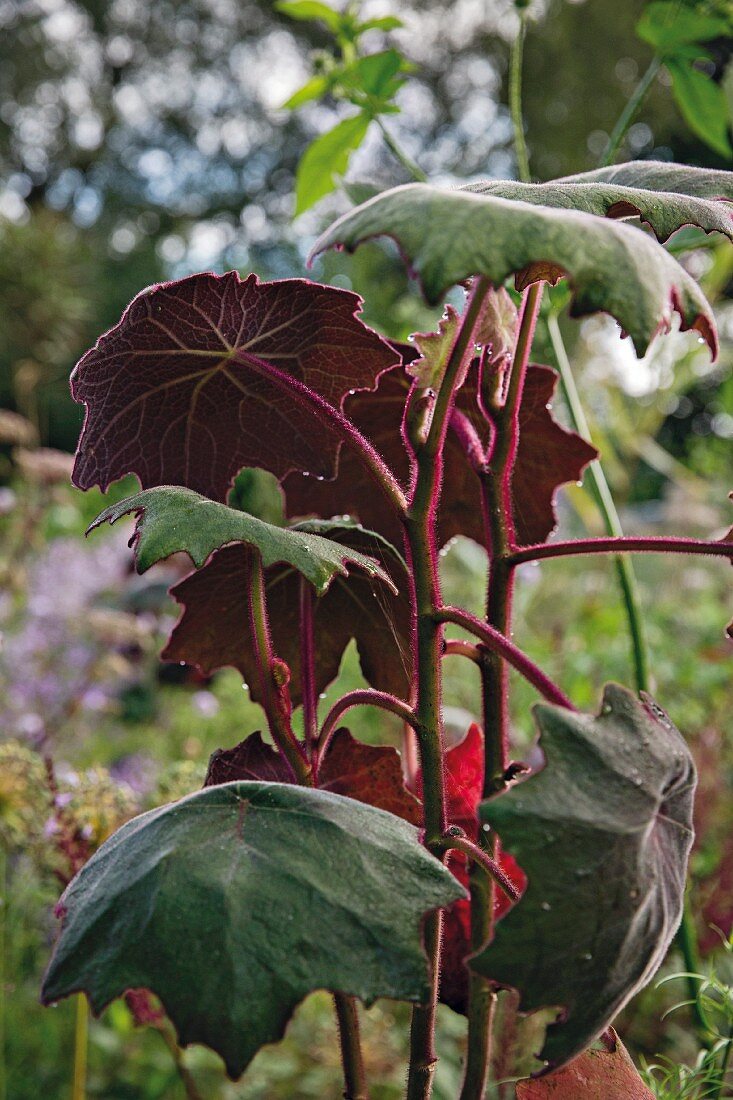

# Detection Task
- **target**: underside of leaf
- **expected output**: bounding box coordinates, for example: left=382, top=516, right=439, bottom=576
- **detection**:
left=311, top=185, right=717, bottom=355
left=472, top=683, right=696, bottom=1071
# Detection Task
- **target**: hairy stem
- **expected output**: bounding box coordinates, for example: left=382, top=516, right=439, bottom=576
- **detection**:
left=375, top=117, right=428, bottom=182
left=601, top=56, right=662, bottom=167
left=443, top=638, right=482, bottom=665
left=405, top=278, right=492, bottom=1100
left=507, top=535, right=733, bottom=565
left=436, top=607, right=573, bottom=709
left=509, top=12, right=531, bottom=183
left=547, top=313, right=651, bottom=694
left=334, top=993, right=370, bottom=1100
left=316, top=689, right=418, bottom=760
left=299, top=577, right=318, bottom=759
left=439, top=832, right=521, bottom=903
left=72, top=995, right=88, bottom=1100
left=245, top=549, right=312, bottom=785
left=156, top=1026, right=206, bottom=1100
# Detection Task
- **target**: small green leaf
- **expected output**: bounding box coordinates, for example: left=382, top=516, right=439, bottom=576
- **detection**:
left=471, top=684, right=696, bottom=1072
left=357, top=15, right=404, bottom=33
left=311, top=184, right=717, bottom=355
left=275, top=0, right=342, bottom=33
left=407, top=306, right=461, bottom=389
left=282, top=74, right=331, bottom=110
left=346, top=49, right=410, bottom=99
left=42, top=783, right=465, bottom=1078
left=89, top=486, right=395, bottom=596
left=295, top=112, right=371, bottom=215
left=637, top=1, right=730, bottom=53
left=667, top=59, right=733, bottom=159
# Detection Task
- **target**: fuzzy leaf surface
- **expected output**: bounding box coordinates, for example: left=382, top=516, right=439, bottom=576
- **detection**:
left=461, top=174, right=733, bottom=242
left=72, top=271, right=397, bottom=499
left=556, top=160, right=733, bottom=199
left=42, top=783, right=465, bottom=1078
left=206, top=729, right=421, bottom=823
left=515, top=1030, right=654, bottom=1098
left=163, top=523, right=412, bottom=704
left=311, top=185, right=717, bottom=354
left=284, top=363, right=596, bottom=549
left=90, top=487, right=393, bottom=597
left=472, top=683, right=696, bottom=1071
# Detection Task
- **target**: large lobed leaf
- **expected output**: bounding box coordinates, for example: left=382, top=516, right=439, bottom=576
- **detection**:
left=555, top=161, right=733, bottom=199
left=311, top=184, right=717, bottom=355
left=72, top=272, right=397, bottom=499
left=461, top=177, right=733, bottom=243
left=163, top=522, right=412, bottom=703
left=42, top=783, right=464, bottom=1078
left=89, top=486, right=394, bottom=597
left=472, top=684, right=696, bottom=1072
left=283, top=363, right=596, bottom=549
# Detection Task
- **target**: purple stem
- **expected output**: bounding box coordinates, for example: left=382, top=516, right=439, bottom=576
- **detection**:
left=316, top=689, right=418, bottom=761
left=299, top=576, right=318, bottom=760
left=435, top=605, right=575, bottom=710
left=443, top=638, right=483, bottom=665
left=508, top=535, right=733, bottom=565
left=439, top=831, right=522, bottom=903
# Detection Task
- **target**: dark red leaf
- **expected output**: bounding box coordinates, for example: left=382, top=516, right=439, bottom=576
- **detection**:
left=163, top=528, right=412, bottom=704
left=72, top=272, right=398, bottom=499
left=415, top=723, right=526, bottom=1013
left=283, top=360, right=597, bottom=549
left=515, top=1029, right=654, bottom=1098
left=204, top=731, right=294, bottom=786
left=317, top=728, right=422, bottom=823
left=202, top=728, right=420, bottom=823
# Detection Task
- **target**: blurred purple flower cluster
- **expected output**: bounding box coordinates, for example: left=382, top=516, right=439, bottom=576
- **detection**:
left=0, top=529, right=141, bottom=747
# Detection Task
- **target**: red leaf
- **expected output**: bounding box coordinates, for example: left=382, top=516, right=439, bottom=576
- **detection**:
left=415, top=724, right=526, bottom=1013
left=317, top=728, right=422, bottom=824
left=163, top=531, right=412, bottom=705
left=283, top=360, right=597, bottom=549
left=72, top=272, right=397, bottom=499
left=202, top=728, right=420, bottom=823
left=515, top=1029, right=654, bottom=1098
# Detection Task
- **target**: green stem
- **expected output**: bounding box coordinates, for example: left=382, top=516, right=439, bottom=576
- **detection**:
left=334, top=993, right=369, bottom=1100
left=509, top=13, right=531, bottom=183
left=156, top=1026, right=206, bottom=1100
left=72, top=995, right=88, bottom=1100
left=712, top=1028, right=733, bottom=1099
left=600, top=56, right=662, bottom=167
left=405, top=277, right=492, bottom=1100
left=676, top=903, right=713, bottom=1045
left=375, top=117, right=428, bottom=182
left=547, top=313, right=651, bottom=694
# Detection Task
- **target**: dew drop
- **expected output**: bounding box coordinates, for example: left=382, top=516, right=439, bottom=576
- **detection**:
left=242, top=682, right=249, bottom=690
left=319, top=692, right=327, bottom=699
left=348, top=388, right=356, bottom=395
left=540, top=901, right=552, bottom=911
left=580, top=952, right=593, bottom=961
left=179, top=661, right=186, bottom=667
left=602, top=703, right=612, bottom=715
left=482, top=823, right=491, bottom=832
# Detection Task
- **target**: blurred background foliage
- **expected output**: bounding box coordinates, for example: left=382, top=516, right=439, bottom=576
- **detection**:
left=1, top=0, right=732, bottom=1096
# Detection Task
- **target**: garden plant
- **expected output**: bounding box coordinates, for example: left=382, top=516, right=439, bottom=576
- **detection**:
left=37, top=3, right=733, bottom=1098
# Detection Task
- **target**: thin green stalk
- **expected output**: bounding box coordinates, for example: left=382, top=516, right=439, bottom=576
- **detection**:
left=375, top=117, right=428, bottom=182
left=405, top=277, right=492, bottom=1100
left=601, top=56, right=662, bottom=167
left=676, top=903, right=713, bottom=1044
left=156, top=1026, right=206, bottom=1100
left=509, top=13, right=531, bottom=184
left=547, top=312, right=651, bottom=694
left=334, top=993, right=369, bottom=1100
left=712, top=1029, right=733, bottom=1100
left=72, top=995, right=88, bottom=1100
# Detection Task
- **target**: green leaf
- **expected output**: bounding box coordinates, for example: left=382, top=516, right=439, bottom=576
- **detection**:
left=637, top=2, right=731, bottom=53
left=275, top=0, right=342, bottom=33
left=311, top=184, right=717, bottom=355
left=357, top=15, right=404, bottom=32
left=556, top=159, right=733, bottom=199
left=667, top=59, right=733, bottom=159
left=471, top=684, right=696, bottom=1073
left=461, top=172, right=733, bottom=243
left=89, top=486, right=395, bottom=596
left=407, top=306, right=461, bottom=388
left=295, top=112, right=371, bottom=215
left=346, top=49, right=410, bottom=100
left=282, top=74, right=331, bottom=110
left=42, top=783, right=465, bottom=1077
